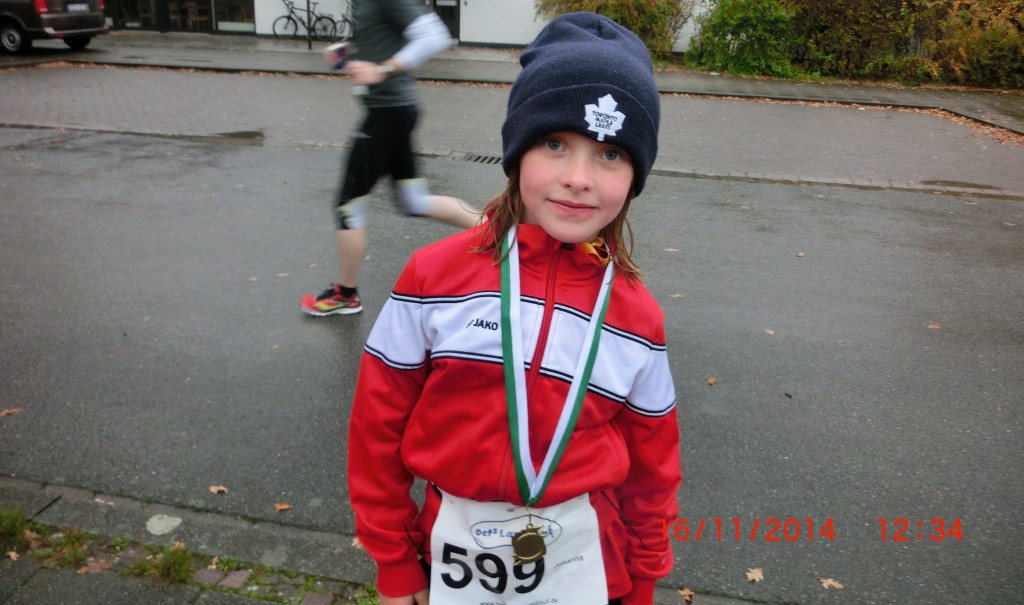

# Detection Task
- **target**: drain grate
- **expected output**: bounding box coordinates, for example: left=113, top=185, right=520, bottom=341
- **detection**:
left=465, top=154, right=502, bottom=165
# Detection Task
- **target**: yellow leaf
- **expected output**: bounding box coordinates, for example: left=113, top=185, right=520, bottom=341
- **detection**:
left=677, top=587, right=695, bottom=603
left=6, top=551, right=18, bottom=561
left=746, top=567, right=765, bottom=583
left=274, top=502, right=292, bottom=512
left=819, top=577, right=844, bottom=590
left=209, top=485, right=229, bottom=495
left=707, top=376, right=718, bottom=387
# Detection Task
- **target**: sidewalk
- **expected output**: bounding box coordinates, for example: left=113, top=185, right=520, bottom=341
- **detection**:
left=1, top=477, right=742, bottom=605
left=15, top=30, right=1024, bottom=136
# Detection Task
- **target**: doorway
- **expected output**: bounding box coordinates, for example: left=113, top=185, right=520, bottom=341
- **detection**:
left=429, top=0, right=458, bottom=39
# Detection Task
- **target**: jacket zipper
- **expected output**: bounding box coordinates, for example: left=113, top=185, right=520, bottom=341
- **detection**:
left=523, top=243, right=565, bottom=472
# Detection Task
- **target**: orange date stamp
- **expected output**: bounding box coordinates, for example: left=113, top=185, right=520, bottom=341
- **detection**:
left=661, top=517, right=836, bottom=542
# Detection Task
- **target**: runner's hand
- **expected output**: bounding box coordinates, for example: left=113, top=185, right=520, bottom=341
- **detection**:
left=347, top=61, right=389, bottom=85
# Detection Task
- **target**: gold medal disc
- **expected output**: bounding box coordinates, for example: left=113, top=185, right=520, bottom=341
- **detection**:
left=512, top=525, right=546, bottom=565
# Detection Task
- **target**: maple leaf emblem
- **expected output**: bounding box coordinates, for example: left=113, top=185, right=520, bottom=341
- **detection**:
left=584, top=94, right=625, bottom=141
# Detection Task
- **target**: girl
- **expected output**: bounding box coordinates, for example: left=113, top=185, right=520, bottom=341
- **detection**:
left=348, top=12, right=680, bottom=605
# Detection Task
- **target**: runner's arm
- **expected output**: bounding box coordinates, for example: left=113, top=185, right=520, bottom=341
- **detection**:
left=391, top=12, right=452, bottom=72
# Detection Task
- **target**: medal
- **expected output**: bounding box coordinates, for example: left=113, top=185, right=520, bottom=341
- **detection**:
left=512, top=510, right=547, bottom=565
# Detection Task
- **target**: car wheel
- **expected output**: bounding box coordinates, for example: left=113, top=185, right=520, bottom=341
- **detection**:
left=64, top=36, right=93, bottom=50
left=1, top=21, right=30, bottom=53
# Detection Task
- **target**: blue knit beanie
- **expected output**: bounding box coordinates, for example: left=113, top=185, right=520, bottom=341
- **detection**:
left=501, top=12, right=660, bottom=195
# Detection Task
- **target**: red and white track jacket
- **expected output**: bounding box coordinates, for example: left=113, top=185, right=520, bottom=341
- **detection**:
left=348, top=223, right=681, bottom=604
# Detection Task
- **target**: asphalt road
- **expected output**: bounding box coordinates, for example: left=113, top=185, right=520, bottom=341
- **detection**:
left=1, top=62, right=1023, bottom=605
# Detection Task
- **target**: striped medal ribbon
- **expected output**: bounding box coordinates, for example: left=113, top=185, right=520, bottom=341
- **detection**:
left=500, top=226, right=614, bottom=510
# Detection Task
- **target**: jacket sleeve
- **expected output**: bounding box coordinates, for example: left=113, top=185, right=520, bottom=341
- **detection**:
left=612, top=327, right=681, bottom=604
left=347, top=255, right=432, bottom=597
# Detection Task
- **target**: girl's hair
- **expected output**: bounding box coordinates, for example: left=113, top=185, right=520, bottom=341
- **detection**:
left=476, top=164, right=643, bottom=281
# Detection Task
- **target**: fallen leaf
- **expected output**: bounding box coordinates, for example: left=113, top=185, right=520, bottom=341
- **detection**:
left=274, top=502, right=292, bottom=512
left=208, top=556, right=219, bottom=570
left=276, top=273, right=289, bottom=278
left=928, top=322, right=941, bottom=330
left=746, top=567, right=765, bottom=583
left=6, top=551, right=18, bottom=561
left=171, top=540, right=187, bottom=550
left=664, top=248, right=679, bottom=252
left=1, top=408, right=23, bottom=417
left=796, top=251, right=806, bottom=257
left=819, top=577, right=844, bottom=590
left=668, top=293, right=686, bottom=299
left=677, top=587, right=695, bottom=603
left=1004, top=222, right=1017, bottom=227
left=351, top=536, right=363, bottom=550
left=707, top=376, right=717, bottom=387
left=765, top=329, right=775, bottom=336
left=209, top=485, right=229, bottom=495
left=93, top=497, right=114, bottom=506
left=78, top=560, right=112, bottom=574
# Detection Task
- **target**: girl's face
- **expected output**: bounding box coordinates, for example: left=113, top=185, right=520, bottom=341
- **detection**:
left=519, top=131, right=634, bottom=244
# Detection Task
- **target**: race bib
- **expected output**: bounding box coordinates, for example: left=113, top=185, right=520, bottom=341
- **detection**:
left=429, top=491, right=607, bottom=605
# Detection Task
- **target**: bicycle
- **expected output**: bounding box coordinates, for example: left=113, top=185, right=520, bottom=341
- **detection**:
left=332, top=0, right=353, bottom=42
left=273, top=0, right=337, bottom=42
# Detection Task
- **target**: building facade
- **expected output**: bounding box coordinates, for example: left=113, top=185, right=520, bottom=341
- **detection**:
left=108, top=0, right=699, bottom=50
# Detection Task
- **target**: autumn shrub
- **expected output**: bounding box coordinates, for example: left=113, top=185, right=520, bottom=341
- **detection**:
left=787, top=0, right=944, bottom=78
left=535, top=0, right=695, bottom=59
left=687, top=0, right=799, bottom=77
left=930, top=0, right=1024, bottom=87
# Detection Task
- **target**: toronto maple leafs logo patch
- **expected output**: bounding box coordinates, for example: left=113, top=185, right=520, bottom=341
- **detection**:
left=584, top=94, right=626, bottom=141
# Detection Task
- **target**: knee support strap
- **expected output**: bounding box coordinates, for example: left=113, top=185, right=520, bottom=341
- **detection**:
left=395, top=179, right=433, bottom=217
left=336, top=195, right=369, bottom=230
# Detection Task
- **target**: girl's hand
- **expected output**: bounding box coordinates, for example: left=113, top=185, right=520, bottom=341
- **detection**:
left=378, top=588, right=429, bottom=605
